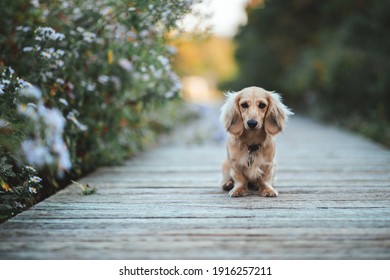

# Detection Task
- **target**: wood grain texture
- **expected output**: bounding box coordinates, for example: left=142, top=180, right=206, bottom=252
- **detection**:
left=0, top=113, right=389, bottom=260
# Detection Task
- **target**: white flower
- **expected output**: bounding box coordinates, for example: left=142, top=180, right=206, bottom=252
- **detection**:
left=14, top=202, right=25, bottom=209
left=39, top=107, right=66, bottom=140
left=18, top=79, right=32, bottom=88
left=98, top=75, right=109, bottom=84
left=82, top=31, right=96, bottom=43
left=158, top=55, right=170, bottom=67
left=50, top=32, right=65, bottom=41
left=22, top=107, right=72, bottom=174
left=23, top=46, right=34, bottom=52
left=165, top=91, right=175, bottom=98
left=37, top=26, right=54, bottom=34
left=55, top=49, right=65, bottom=57
left=67, top=82, right=74, bottom=90
left=56, top=78, right=65, bottom=84
left=152, top=68, right=162, bottom=79
left=61, top=1, right=69, bottom=8
left=110, top=76, right=121, bottom=90
left=128, top=7, right=136, bottom=12
left=19, top=86, right=42, bottom=99
left=21, top=139, right=53, bottom=167
left=127, top=31, right=137, bottom=40
left=169, top=72, right=182, bottom=92
left=87, top=82, right=96, bottom=92
left=41, top=51, right=52, bottom=59
left=142, top=74, right=150, bottom=81
left=16, top=26, right=32, bottom=32
left=30, top=0, right=40, bottom=8
left=166, top=45, right=177, bottom=55
left=59, top=98, right=68, bottom=106
left=25, top=165, right=37, bottom=173
left=45, top=71, right=53, bottom=78
left=36, top=26, right=65, bottom=41
left=118, top=58, right=133, bottom=72
left=67, top=111, right=88, bottom=131
left=72, top=8, right=82, bottom=20
left=100, top=7, right=113, bottom=16
left=29, top=186, right=37, bottom=194
left=17, top=104, right=37, bottom=119
left=0, top=119, right=7, bottom=127
left=56, top=60, right=64, bottom=68
left=27, top=102, right=37, bottom=108
left=0, top=84, right=4, bottom=95
left=53, top=141, right=72, bottom=172
left=139, top=30, right=149, bottom=38
left=42, top=108, right=72, bottom=173
left=29, top=176, right=42, bottom=184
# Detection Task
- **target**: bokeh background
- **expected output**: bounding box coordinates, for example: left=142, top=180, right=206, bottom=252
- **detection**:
left=177, top=0, right=390, bottom=147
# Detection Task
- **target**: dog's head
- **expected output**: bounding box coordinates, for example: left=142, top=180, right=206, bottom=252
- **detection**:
left=220, top=86, right=293, bottom=137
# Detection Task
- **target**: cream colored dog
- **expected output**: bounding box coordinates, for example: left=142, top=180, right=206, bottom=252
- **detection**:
left=220, top=86, right=293, bottom=197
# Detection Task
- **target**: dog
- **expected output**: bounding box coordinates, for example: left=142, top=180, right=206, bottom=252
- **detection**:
left=220, top=86, right=293, bottom=197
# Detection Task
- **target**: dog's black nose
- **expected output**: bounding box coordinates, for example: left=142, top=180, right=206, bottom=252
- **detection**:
left=247, top=119, right=258, bottom=128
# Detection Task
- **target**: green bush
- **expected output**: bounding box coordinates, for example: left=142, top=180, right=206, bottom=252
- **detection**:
left=0, top=0, right=195, bottom=221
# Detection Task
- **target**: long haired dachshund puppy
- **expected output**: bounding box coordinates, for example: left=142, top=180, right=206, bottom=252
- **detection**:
left=220, top=86, right=293, bottom=197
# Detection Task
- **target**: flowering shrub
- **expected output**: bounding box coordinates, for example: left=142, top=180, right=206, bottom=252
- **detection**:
left=0, top=0, right=196, bottom=221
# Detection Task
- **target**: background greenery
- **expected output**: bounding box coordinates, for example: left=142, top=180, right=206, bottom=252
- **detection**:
left=225, top=0, right=390, bottom=146
left=0, top=0, right=195, bottom=222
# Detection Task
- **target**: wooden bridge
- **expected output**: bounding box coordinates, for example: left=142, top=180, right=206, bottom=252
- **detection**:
left=1, top=106, right=389, bottom=259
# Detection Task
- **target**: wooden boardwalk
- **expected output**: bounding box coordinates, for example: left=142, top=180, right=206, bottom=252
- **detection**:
left=1, top=107, right=390, bottom=259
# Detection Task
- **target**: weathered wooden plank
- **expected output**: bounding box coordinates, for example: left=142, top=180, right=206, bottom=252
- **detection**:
left=60, top=180, right=390, bottom=188
left=47, top=191, right=390, bottom=202
left=0, top=115, right=389, bottom=260
left=1, top=227, right=389, bottom=242
left=6, top=202, right=390, bottom=221
left=1, top=240, right=389, bottom=260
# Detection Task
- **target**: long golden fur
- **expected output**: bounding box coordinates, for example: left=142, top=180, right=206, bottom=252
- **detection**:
left=220, top=86, right=293, bottom=197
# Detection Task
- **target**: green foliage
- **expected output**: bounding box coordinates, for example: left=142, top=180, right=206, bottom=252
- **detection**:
left=227, top=0, right=390, bottom=146
left=0, top=0, right=196, bottom=222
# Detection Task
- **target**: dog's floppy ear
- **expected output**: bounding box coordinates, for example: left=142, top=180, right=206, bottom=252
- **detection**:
left=264, top=91, right=293, bottom=136
left=220, top=91, right=244, bottom=137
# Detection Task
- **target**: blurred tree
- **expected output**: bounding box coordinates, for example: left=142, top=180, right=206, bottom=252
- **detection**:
left=226, top=0, right=390, bottom=146
left=225, top=0, right=322, bottom=92
left=173, top=35, right=237, bottom=84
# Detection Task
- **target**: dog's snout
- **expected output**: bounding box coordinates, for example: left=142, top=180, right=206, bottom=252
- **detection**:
left=247, top=119, right=258, bottom=128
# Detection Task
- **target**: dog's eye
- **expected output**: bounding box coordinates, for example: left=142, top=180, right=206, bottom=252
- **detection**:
left=241, top=102, right=249, bottom=108
left=259, top=102, right=266, bottom=109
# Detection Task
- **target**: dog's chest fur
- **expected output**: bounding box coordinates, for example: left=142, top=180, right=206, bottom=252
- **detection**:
left=239, top=147, right=271, bottom=180
left=229, top=130, right=275, bottom=181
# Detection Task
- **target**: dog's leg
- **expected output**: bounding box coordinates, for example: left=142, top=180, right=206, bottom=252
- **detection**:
left=259, top=182, right=278, bottom=197
left=258, top=163, right=278, bottom=197
left=221, top=159, right=234, bottom=191
left=228, top=168, right=249, bottom=197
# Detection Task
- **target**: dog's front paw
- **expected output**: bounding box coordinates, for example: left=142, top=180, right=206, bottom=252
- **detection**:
left=222, top=180, right=234, bottom=191
left=259, top=186, right=278, bottom=197
left=229, top=186, right=249, bottom=197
